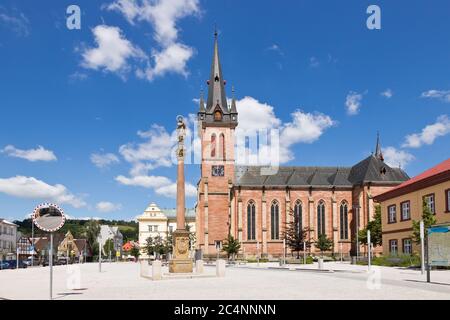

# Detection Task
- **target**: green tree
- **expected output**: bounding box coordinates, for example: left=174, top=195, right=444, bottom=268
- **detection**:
left=103, top=239, right=116, bottom=258
left=84, top=219, right=100, bottom=256
left=144, top=237, right=155, bottom=257
left=358, top=205, right=382, bottom=247
left=222, top=235, right=241, bottom=261
left=412, top=199, right=437, bottom=244
left=315, top=233, right=333, bottom=257
left=282, top=208, right=311, bottom=258
left=130, top=246, right=140, bottom=260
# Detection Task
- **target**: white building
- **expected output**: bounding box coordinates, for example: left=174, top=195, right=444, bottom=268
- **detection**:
left=99, top=225, right=123, bottom=254
left=0, top=219, right=18, bottom=261
left=137, top=203, right=196, bottom=258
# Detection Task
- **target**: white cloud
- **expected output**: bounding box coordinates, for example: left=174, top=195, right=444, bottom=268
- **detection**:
left=115, top=175, right=171, bottom=188
left=266, top=44, right=283, bottom=56
left=0, top=176, right=86, bottom=208
left=402, top=115, right=450, bottom=148
left=90, top=153, right=120, bottom=168
left=119, top=124, right=174, bottom=174
left=116, top=174, right=196, bottom=199
left=106, top=0, right=200, bottom=81
left=381, top=89, right=393, bottom=98
left=137, top=42, right=194, bottom=80
left=155, top=182, right=197, bottom=198
left=1, top=145, right=57, bottom=162
left=0, top=8, right=30, bottom=37
left=81, top=25, right=146, bottom=75
left=235, top=96, right=335, bottom=164
left=345, top=91, right=363, bottom=115
left=382, top=147, right=415, bottom=168
left=96, top=201, right=122, bottom=213
left=309, top=56, right=320, bottom=68
left=421, top=90, right=450, bottom=103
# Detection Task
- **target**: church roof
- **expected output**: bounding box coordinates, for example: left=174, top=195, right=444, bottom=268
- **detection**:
left=235, top=157, right=409, bottom=188
left=234, top=134, right=409, bottom=188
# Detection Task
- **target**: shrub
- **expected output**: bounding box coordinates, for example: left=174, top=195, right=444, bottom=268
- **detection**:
left=357, top=254, right=421, bottom=267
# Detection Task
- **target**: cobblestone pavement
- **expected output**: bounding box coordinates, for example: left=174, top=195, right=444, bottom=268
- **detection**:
left=1, top=261, right=449, bottom=300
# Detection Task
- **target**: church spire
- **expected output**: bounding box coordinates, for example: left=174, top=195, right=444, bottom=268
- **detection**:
left=206, top=28, right=228, bottom=113
left=375, top=131, right=384, bottom=161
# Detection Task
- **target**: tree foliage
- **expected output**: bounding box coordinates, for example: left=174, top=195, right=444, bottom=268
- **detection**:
left=315, top=233, right=333, bottom=257
left=222, top=235, right=241, bottom=260
left=358, top=205, right=382, bottom=247
left=412, top=199, right=437, bottom=244
left=282, top=208, right=311, bottom=258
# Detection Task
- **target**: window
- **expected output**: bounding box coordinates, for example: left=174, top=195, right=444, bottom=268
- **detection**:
left=211, top=134, right=216, bottom=158
left=271, top=201, right=280, bottom=240
left=400, top=201, right=411, bottom=221
left=247, top=201, right=256, bottom=240
left=154, top=225, right=158, bottom=232
left=446, top=189, right=450, bottom=212
left=294, top=201, right=302, bottom=236
left=214, top=110, right=222, bottom=121
left=169, top=226, right=173, bottom=233
left=317, top=201, right=326, bottom=237
left=403, top=239, right=412, bottom=255
left=388, top=205, right=396, bottom=224
left=340, top=202, right=349, bottom=239
left=389, top=239, right=398, bottom=255
left=219, top=133, right=225, bottom=159
left=424, top=194, right=435, bottom=214
left=148, top=226, right=153, bottom=232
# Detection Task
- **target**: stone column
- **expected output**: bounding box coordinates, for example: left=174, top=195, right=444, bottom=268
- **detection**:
left=169, top=117, right=193, bottom=273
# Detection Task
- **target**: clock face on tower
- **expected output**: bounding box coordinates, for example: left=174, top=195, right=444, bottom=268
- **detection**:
left=211, top=165, right=225, bottom=177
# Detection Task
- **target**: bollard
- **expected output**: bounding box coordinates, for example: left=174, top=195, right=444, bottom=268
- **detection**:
left=195, top=259, right=204, bottom=274
left=152, top=260, right=162, bottom=280
left=216, top=259, right=226, bottom=277
left=318, top=258, right=324, bottom=270
left=140, top=259, right=149, bottom=277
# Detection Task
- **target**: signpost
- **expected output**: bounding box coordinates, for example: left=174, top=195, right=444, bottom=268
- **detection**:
left=426, top=224, right=450, bottom=283
left=32, top=203, right=66, bottom=300
left=420, top=220, right=425, bottom=275
left=367, top=230, right=371, bottom=271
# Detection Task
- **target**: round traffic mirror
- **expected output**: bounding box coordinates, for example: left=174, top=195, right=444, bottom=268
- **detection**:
left=32, top=203, right=66, bottom=232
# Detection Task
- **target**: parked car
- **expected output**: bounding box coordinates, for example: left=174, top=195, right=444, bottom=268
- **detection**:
left=0, top=260, right=28, bottom=269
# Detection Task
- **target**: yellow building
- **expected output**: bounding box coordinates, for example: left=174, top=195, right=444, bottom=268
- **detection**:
left=137, top=203, right=196, bottom=258
left=375, top=158, right=450, bottom=255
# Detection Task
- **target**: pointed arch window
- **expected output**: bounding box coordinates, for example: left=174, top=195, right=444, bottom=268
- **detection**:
left=247, top=201, right=256, bottom=240
left=211, top=134, right=216, bottom=158
left=340, top=202, right=349, bottom=240
left=317, top=201, right=326, bottom=237
left=271, top=201, right=280, bottom=240
left=294, top=200, right=302, bottom=236
left=219, top=133, right=225, bottom=160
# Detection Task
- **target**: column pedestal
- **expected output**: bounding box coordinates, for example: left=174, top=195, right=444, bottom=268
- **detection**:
left=169, top=229, right=193, bottom=273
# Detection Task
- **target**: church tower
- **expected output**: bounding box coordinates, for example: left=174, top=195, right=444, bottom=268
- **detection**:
left=196, top=30, right=238, bottom=255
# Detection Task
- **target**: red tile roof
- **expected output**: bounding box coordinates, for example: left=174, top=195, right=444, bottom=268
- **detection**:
left=375, top=158, right=450, bottom=201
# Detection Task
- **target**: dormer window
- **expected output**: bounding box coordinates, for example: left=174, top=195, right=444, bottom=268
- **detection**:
left=214, top=74, right=220, bottom=82
left=380, top=167, right=386, bottom=175
left=214, top=110, right=222, bottom=121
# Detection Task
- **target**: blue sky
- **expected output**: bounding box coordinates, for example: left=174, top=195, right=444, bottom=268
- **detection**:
left=0, top=0, right=449, bottom=221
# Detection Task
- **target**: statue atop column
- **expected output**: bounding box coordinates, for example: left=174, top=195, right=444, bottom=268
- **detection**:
left=169, top=116, right=193, bottom=273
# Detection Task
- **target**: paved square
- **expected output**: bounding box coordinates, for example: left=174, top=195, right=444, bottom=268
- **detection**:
left=1, top=262, right=449, bottom=300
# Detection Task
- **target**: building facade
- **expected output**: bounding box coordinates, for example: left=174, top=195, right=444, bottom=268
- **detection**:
left=195, top=33, right=410, bottom=258
left=99, top=225, right=124, bottom=255
left=137, top=203, right=196, bottom=257
left=374, top=158, right=450, bottom=256
left=0, top=219, right=18, bottom=261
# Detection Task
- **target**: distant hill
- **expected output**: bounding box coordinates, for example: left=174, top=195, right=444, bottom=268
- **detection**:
left=14, top=219, right=138, bottom=242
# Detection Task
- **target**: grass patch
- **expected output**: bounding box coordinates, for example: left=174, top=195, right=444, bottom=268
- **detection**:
left=357, top=254, right=421, bottom=267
